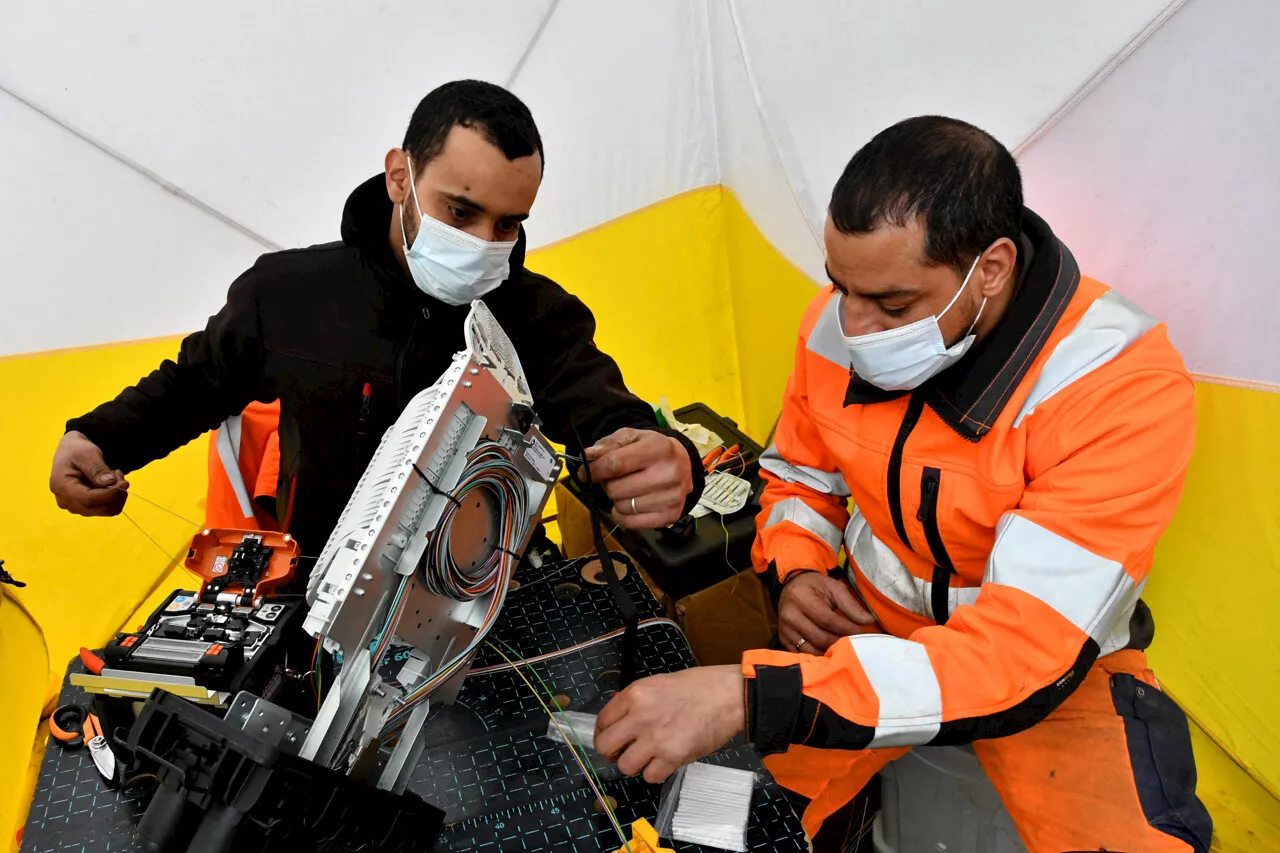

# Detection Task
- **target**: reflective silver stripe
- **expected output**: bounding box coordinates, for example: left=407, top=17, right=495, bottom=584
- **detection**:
left=764, top=497, right=843, bottom=554
left=760, top=443, right=850, bottom=497
left=1098, top=578, right=1147, bottom=657
left=1014, top=289, right=1158, bottom=428
left=804, top=294, right=849, bottom=368
left=214, top=415, right=255, bottom=518
left=845, top=510, right=980, bottom=620
left=851, top=633, right=943, bottom=748
left=984, top=514, right=1135, bottom=645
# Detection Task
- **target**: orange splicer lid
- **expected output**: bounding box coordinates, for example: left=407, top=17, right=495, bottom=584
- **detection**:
left=184, top=528, right=300, bottom=602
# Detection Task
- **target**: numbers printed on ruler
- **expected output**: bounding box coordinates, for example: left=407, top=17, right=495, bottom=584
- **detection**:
left=454, top=788, right=589, bottom=829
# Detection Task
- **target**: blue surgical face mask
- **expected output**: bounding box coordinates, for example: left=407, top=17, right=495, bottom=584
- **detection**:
left=840, top=251, right=988, bottom=391
left=398, top=154, right=516, bottom=306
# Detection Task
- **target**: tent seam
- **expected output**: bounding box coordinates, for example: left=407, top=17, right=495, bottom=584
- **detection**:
left=525, top=185, right=716, bottom=255
left=1160, top=682, right=1280, bottom=803
left=701, top=0, right=724, bottom=188
left=702, top=0, right=747, bottom=428
left=0, top=81, right=282, bottom=251
left=504, top=0, right=562, bottom=90
left=713, top=188, right=747, bottom=431
left=0, top=333, right=187, bottom=363
left=723, top=0, right=824, bottom=255
left=1189, top=372, right=1280, bottom=395
left=1013, top=0, right=1191, bottom=156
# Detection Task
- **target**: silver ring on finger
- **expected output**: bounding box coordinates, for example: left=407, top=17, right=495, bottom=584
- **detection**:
left=795, top=638, right=807, bottom=651
left=630, top=497, right=638, bottom=515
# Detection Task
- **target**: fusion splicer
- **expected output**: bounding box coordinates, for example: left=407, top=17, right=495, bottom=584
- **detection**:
left=73, top=530, right=302, bottom=708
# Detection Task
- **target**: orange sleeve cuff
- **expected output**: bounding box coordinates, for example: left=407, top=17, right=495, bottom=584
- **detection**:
left=753, top=536, right=839, bottom=583
left=741, top=648, right=808, bottom=679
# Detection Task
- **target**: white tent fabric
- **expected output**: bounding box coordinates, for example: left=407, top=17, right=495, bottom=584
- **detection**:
left=0, top=2, right=557, bottom=248
left=0, top=88, right=267, bottom=357
left=710, top=0, right=1175, bottom=283
left=1019, top=0, right=1280, bottom=386
left=1, top=0, right=1208, bottom=364
left=514, top=1, right=720, bottom=244
left=0, top=1, right=720, bottom=355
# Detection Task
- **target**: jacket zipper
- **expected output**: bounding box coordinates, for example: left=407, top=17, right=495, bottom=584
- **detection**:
left=916, top=466, right=958, bottom=624
left=887, top=393, right=927, bottom=547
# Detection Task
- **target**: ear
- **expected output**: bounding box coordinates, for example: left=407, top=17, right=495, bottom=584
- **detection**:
left=976, top=237, right=1019, bottom=298
left=384, top=149, right=411, bottom=205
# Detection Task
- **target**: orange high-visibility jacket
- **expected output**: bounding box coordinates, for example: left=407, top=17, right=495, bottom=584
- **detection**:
left=206, top=400, right=283, bottom=531
left=743, top=210, right=1195, bottom=753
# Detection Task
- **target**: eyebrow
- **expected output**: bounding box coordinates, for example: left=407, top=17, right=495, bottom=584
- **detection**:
left=442, top=192, right=529, bottom=222
left=825, top=264, right=917, bottom=300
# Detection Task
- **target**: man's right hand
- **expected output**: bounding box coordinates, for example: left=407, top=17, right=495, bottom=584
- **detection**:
left=778, top=571, right=878, bottom=655
left=49, top=431, right=129, bottom=516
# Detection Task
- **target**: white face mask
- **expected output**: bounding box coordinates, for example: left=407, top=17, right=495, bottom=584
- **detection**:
left=841, top=252, right=987, bottom=391
left=399, top=154, right=516, bottom=306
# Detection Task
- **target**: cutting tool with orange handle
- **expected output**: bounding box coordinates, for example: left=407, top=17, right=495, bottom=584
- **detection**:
left=701, top=446, right=726, bottom=473
left=50, top=703, right=101, bottom=748
left=50, top=703, right=118, bottom=783
left=712, top=444, right=743, bottom=472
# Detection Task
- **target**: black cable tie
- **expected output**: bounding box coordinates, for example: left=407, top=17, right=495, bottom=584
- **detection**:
left=411, top=462, right=462, bottom=507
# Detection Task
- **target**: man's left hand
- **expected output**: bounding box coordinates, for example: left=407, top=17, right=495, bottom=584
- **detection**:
left=594, top=665, right=745, bottom=783
left=583, top=428, right=693, bottom=529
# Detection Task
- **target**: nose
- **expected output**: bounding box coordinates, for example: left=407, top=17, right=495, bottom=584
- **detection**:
left=460, top=223, right=500, bottom=242
left=842, top=299, right=891, bottom=337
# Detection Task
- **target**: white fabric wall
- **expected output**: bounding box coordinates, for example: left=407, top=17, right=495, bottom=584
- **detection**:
left=2, top=0, right=1272, bottom=389
left=1019, top=0, right=1280, bottom=386
left=0, top=1, right=556, bottom=249
left=710, top=0, right=1174, bottom=282
left=513, top=2, right=719, bottom=247
left=708, top=1, right=828, bottom=281
left=0, top=0, right=719, bottom=356
left=0, top=88, right=266, bottom=356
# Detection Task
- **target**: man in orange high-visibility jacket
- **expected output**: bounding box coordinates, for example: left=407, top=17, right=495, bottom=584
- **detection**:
left=594, top=116, right=1212, bottom=853
left=205, top=400, right=282, bottom=531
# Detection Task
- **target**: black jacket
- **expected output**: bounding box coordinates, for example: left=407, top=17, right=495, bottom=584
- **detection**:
left=69, top=175, right=703, bottom=558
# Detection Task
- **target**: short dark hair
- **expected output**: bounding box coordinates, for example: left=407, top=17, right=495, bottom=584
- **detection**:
left=829, top=116, right=1022, bottom=272
left=402, top=80, right=544, bottom=172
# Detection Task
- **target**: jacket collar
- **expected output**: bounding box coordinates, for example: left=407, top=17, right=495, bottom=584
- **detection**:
left=843, top=208, right=1080, bottom=440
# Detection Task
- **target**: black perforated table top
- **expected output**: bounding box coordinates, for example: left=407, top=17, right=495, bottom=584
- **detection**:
left=475, top=552, right=667, bottom=669
left=20, top=557, right=806, bottom=852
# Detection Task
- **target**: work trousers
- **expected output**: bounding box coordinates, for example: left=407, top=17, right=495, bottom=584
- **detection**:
left=765, top=650, right=1213, bottom=853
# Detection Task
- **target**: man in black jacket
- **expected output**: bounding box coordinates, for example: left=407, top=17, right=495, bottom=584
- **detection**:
left=49, top=80, right=704, bottom=565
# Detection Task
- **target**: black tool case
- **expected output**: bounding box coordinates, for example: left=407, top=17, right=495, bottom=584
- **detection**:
left=125, top=689, right=444, bottom=853
left=566, top=402, right=767, bottom=600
